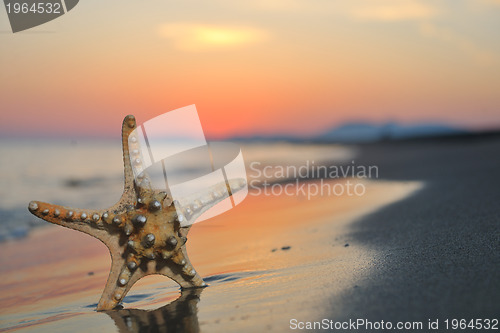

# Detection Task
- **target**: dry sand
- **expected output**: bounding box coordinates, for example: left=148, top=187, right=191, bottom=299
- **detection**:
left=0, top=179, right=421, bottom=332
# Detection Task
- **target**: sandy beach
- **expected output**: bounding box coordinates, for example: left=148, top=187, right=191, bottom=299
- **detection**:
left=0, top=136, right=499, bottom=332
left=337, top=135, right=500, bottom=324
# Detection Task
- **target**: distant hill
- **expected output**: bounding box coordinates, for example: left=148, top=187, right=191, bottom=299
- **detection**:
left=223, top=122, right=469, bottom=143
left=316, top=122, right=468, bottom=143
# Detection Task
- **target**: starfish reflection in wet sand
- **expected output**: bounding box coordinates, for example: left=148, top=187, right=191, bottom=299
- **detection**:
left=28, top=115, right=242, bottom=311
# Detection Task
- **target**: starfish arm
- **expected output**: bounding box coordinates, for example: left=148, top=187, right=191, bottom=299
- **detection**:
left=27, top=201, right=112, bottom=242
left=173, top=178, right=246, bottom=226
left=119, top=115, right=140, bottom=204
left=97, top=245, right=146, bottom=311
left=159, top=244, right=206, bottom=288
left=122, top=114, right=157, bottom=203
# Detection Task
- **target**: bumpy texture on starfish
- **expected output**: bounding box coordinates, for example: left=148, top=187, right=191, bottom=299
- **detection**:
left=28, top=115, right=239, bottom=311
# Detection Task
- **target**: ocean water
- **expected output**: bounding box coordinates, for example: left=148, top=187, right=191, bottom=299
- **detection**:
left=0, top=138, right=126, bottom=241
left=0, top=138, right=355, bottom=242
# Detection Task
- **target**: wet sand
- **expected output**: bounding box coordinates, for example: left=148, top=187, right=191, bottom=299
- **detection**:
left=0, top=179, right=421, bottom=332
left=333, top=135, right=500, bottom=326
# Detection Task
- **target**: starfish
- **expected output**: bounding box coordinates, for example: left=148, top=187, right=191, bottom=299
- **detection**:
left=28, top=115, right=243, bottom=311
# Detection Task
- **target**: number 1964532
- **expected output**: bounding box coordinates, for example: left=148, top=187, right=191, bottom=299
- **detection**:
left=5, top=2, right=62, bottom=14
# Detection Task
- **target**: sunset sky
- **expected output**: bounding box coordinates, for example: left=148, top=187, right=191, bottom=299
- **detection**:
left=1, top=0, right=499, bottom=139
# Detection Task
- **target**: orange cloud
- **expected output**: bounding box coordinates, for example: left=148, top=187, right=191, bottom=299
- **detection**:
left=158, top=23, right=268, bottom=51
